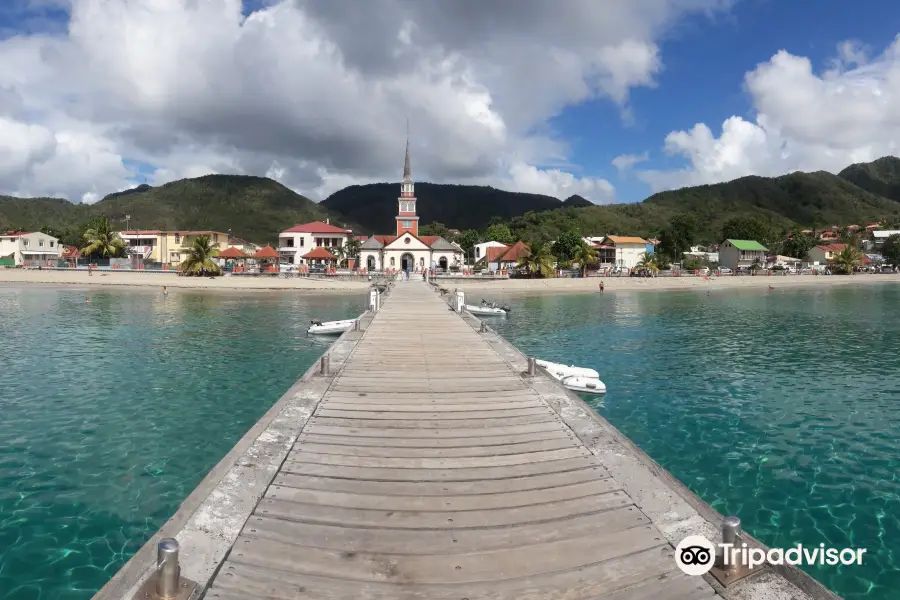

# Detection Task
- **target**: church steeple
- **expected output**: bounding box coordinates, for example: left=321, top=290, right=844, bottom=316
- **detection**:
left=397, top=124, right=418, bottom=236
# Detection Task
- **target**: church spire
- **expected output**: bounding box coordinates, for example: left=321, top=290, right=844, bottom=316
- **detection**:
left=402, top=119, right=412, bottom=182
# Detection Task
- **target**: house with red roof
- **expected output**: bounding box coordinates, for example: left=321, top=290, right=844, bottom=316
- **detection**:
left=277, top=220, right=353, bottom=265
left=356, top=138, right=463, bottom=273
left=807, top=243, right=847, bottom=264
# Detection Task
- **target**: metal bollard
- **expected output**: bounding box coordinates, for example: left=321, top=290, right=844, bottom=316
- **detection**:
left=320, top=354, right=330, bottom=375
left=353, top=319, right=359, bottom=331
left=156, top=538, right=180, bottom=599
left=527, top=357, right=536, bottom=376
left=721, top=515, right=742, bottom=570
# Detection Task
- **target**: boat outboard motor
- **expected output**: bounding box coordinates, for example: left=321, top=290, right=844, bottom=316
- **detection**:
left=501, top=304, right=511, bottom=313
left=311, top=319, right=323, bottom=326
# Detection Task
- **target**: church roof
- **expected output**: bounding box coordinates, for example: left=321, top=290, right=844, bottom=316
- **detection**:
left=430, top=237, right=459, bottom=251
left=360, top=237, right=384, bottom=250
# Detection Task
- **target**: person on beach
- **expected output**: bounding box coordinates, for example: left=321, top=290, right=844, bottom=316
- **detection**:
left=163, top=286, right=168, bottom=296
left=598, top=281, right=605, bottom=294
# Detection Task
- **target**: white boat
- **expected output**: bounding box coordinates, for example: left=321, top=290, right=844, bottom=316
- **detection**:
left=559, top=375, right=606, bottom=394
left=465, top=303, right=510, bottom=316
left=307, top=319, right=356, bottom=335
left=536, top=359, right=600, bottom=379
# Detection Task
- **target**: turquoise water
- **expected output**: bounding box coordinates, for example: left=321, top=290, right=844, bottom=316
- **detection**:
left=487, top=285, right=900, bottom=600
left=0, top=286, right=362, bottom=600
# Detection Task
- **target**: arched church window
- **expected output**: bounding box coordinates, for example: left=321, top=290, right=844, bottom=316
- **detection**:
left=420, top=257, right=425, bottom=266
left=390, top=257, right=395, bottom=266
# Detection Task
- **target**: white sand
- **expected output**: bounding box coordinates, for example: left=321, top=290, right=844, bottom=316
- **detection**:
left=455, top=273, right=900, bottom=296
left=0, top=269, right=370, bottom=293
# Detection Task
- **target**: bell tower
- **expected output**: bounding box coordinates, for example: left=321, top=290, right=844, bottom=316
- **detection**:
left=396, top=125, right=418, bottom=236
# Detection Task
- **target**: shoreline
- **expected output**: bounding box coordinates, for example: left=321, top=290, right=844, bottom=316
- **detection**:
left=456, top=273, right=900, bottom=296
left=0, top=269, right=369, bottom=293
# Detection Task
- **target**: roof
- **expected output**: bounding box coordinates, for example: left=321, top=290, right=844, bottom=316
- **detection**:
left=61, top=245, right=80, bottom=258
left=360, top=237, right=384, bottom=250
left=218, top=246, right=250, bottom=259
left=605, top=235, right=649, bottom=245
left=724, top=239, right=768, bottom=251
left=253, top=245, right=279, bottom=259
left=500, top=241, right=530, bottom=262
left=429, top=237, right=458, bottom=251
left=872, top=230, right=900, bottom=239
left=484, top=245, right=510, bottom=263
left=3, top=231, right=32, bottom=237
left=302, top=247, right=337, bottom=260
left=282, top=221, right=351, bottom=234
left=814, top=243, right=848, bottom=253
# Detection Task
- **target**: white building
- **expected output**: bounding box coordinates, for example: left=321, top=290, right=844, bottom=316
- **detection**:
left=0, top=231, right=61, bottom=266
left=358, top=136, right=463, bottom=273
left=602, top=235, right=651, bottom=269
left=278, top=220, right=354, bottom=265
left=474, top=241, right=508, bottom=264
left=872, top=230, right=900, bottom=248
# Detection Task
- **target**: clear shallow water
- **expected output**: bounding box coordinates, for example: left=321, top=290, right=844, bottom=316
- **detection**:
left=0, top=286, right=362, bottom=600
left=487, top=285, right=900, bottom=600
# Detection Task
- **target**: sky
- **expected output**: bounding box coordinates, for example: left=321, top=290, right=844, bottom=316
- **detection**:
left=1, top=0, right=900, bottom=206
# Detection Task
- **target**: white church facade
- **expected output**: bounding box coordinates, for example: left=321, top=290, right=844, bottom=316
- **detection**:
left=358, top=138, right=463, bottom=273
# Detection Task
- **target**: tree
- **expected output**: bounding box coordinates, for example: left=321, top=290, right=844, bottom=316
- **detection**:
left=419, top=222, right=450, bottom=238
left=81, top=216, right=126, bottom=258
left=517, top=243, right=554, bottom=278
left=882, top=234, right=900, bottom=265
left=343, top=238, right=361, bottom=266
left=832, top=246, right=861, bottom=274
left=484, top=223, right=515, bottom=245
left=658, top=214, right=697, bottom=261
left=456, top=230, right=481, bottom=265
left=721, top=216, right=776, bottom=247
left=635, top=251, right=659, bottom=276
left=572, top=243, right=598, bottom=276
left=179, top=235, right=222, bottom=276
left=551, top=231, right=583, bottom=263
left=782, top=229, right=816, bottom=259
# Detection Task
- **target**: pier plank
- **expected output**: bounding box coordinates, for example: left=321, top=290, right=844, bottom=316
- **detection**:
left=204, top=281, right=714, bottom=600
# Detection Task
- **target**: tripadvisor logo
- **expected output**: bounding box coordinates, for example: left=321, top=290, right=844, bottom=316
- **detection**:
left=675, top=535, right=867, bottom=575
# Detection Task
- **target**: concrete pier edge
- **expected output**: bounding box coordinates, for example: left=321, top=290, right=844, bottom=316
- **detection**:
left=93, top=299, right=377, bottom=600
left=453, top=295, right=841, bottom=600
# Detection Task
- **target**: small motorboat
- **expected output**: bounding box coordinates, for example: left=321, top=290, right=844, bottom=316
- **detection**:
left=559, top=375, right=606, bottom=394
left=307, top=319, right=356, bottom=335
left=536, top=359, right=600, bottom=379
left=465, top=300, right=511, bottom=316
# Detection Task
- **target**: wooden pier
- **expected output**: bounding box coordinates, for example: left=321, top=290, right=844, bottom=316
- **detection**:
left=202, top=281, right=717, bottom=600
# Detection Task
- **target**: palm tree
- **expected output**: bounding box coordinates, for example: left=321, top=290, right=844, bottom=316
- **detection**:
left=344, top=238, right=361, bottom=262
left=332, top=245, right=346, bottom=267
left=81, top=216, right=126, bottom=258
left=573, top=243, right=598, bottom=276
left=179, top=235, right=222, bottom=276
left=832, top=246, right=861, bottom=274
left=517, top=243, right=554, bottom=278
left=636, top=251, right=659, bottom=276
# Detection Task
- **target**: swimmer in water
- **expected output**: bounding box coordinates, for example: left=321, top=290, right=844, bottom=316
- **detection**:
left=84, top=296, right=90, bottom=303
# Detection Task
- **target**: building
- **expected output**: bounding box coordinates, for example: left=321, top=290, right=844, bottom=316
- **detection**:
left=718, top=239, right=768, bottom=269
left=358, top=137, right=463, bottom=273
left=278, top=220, right=353, bottom=265
left=601, top=236, right=651, bottom=269
left=474, top=241, right=508, bottom=263
left=118, top=230, right=230, bottom=265
left=0, top=231, right=62, bottom=266
left=871, top=230, right=900, bottom=248
left=807, top=243, right=848, bottom=265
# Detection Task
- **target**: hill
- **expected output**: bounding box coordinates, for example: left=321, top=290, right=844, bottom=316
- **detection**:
left=0, top=175, right=350, bottom=245
left=507, top=168, right=900, bottom=245
left=320, top=183, right=568, bottom=233
left=838, top=156, right=900, bottom=202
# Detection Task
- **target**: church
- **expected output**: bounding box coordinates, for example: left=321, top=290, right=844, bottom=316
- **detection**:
left=358, top=139, right=463, bottom=273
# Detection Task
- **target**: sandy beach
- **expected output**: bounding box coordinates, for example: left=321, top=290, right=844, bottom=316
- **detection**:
left=455, top=273, right=900, bottom=296
left=3, top=268, right=899, bottom=296
left=0, top=269, right=370, bottom=292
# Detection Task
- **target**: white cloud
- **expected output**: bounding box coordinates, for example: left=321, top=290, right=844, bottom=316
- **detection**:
left=0, top=0, right=730, bottom=204
left=612, top=152, right=650, bottom=171
left=640, top=36, right=900, bottom=191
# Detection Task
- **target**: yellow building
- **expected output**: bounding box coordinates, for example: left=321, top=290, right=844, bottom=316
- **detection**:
left=118, top=230, right=230, bottom=265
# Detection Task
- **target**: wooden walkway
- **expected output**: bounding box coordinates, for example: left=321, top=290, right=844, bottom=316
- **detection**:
left=204, top=281, right=716, bottom=600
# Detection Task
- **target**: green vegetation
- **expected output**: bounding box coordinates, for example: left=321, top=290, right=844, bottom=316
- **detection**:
left=831, top=246, right=863, bottom=275
left=572, top=242, right=598, bottom=276
left=516, top=243, right=553, bottom=278
left=81, top=217, right=126, bottom=258
left=3, top=157, right=900, bottom=254
left=178, top=235, right=221, bottom=276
